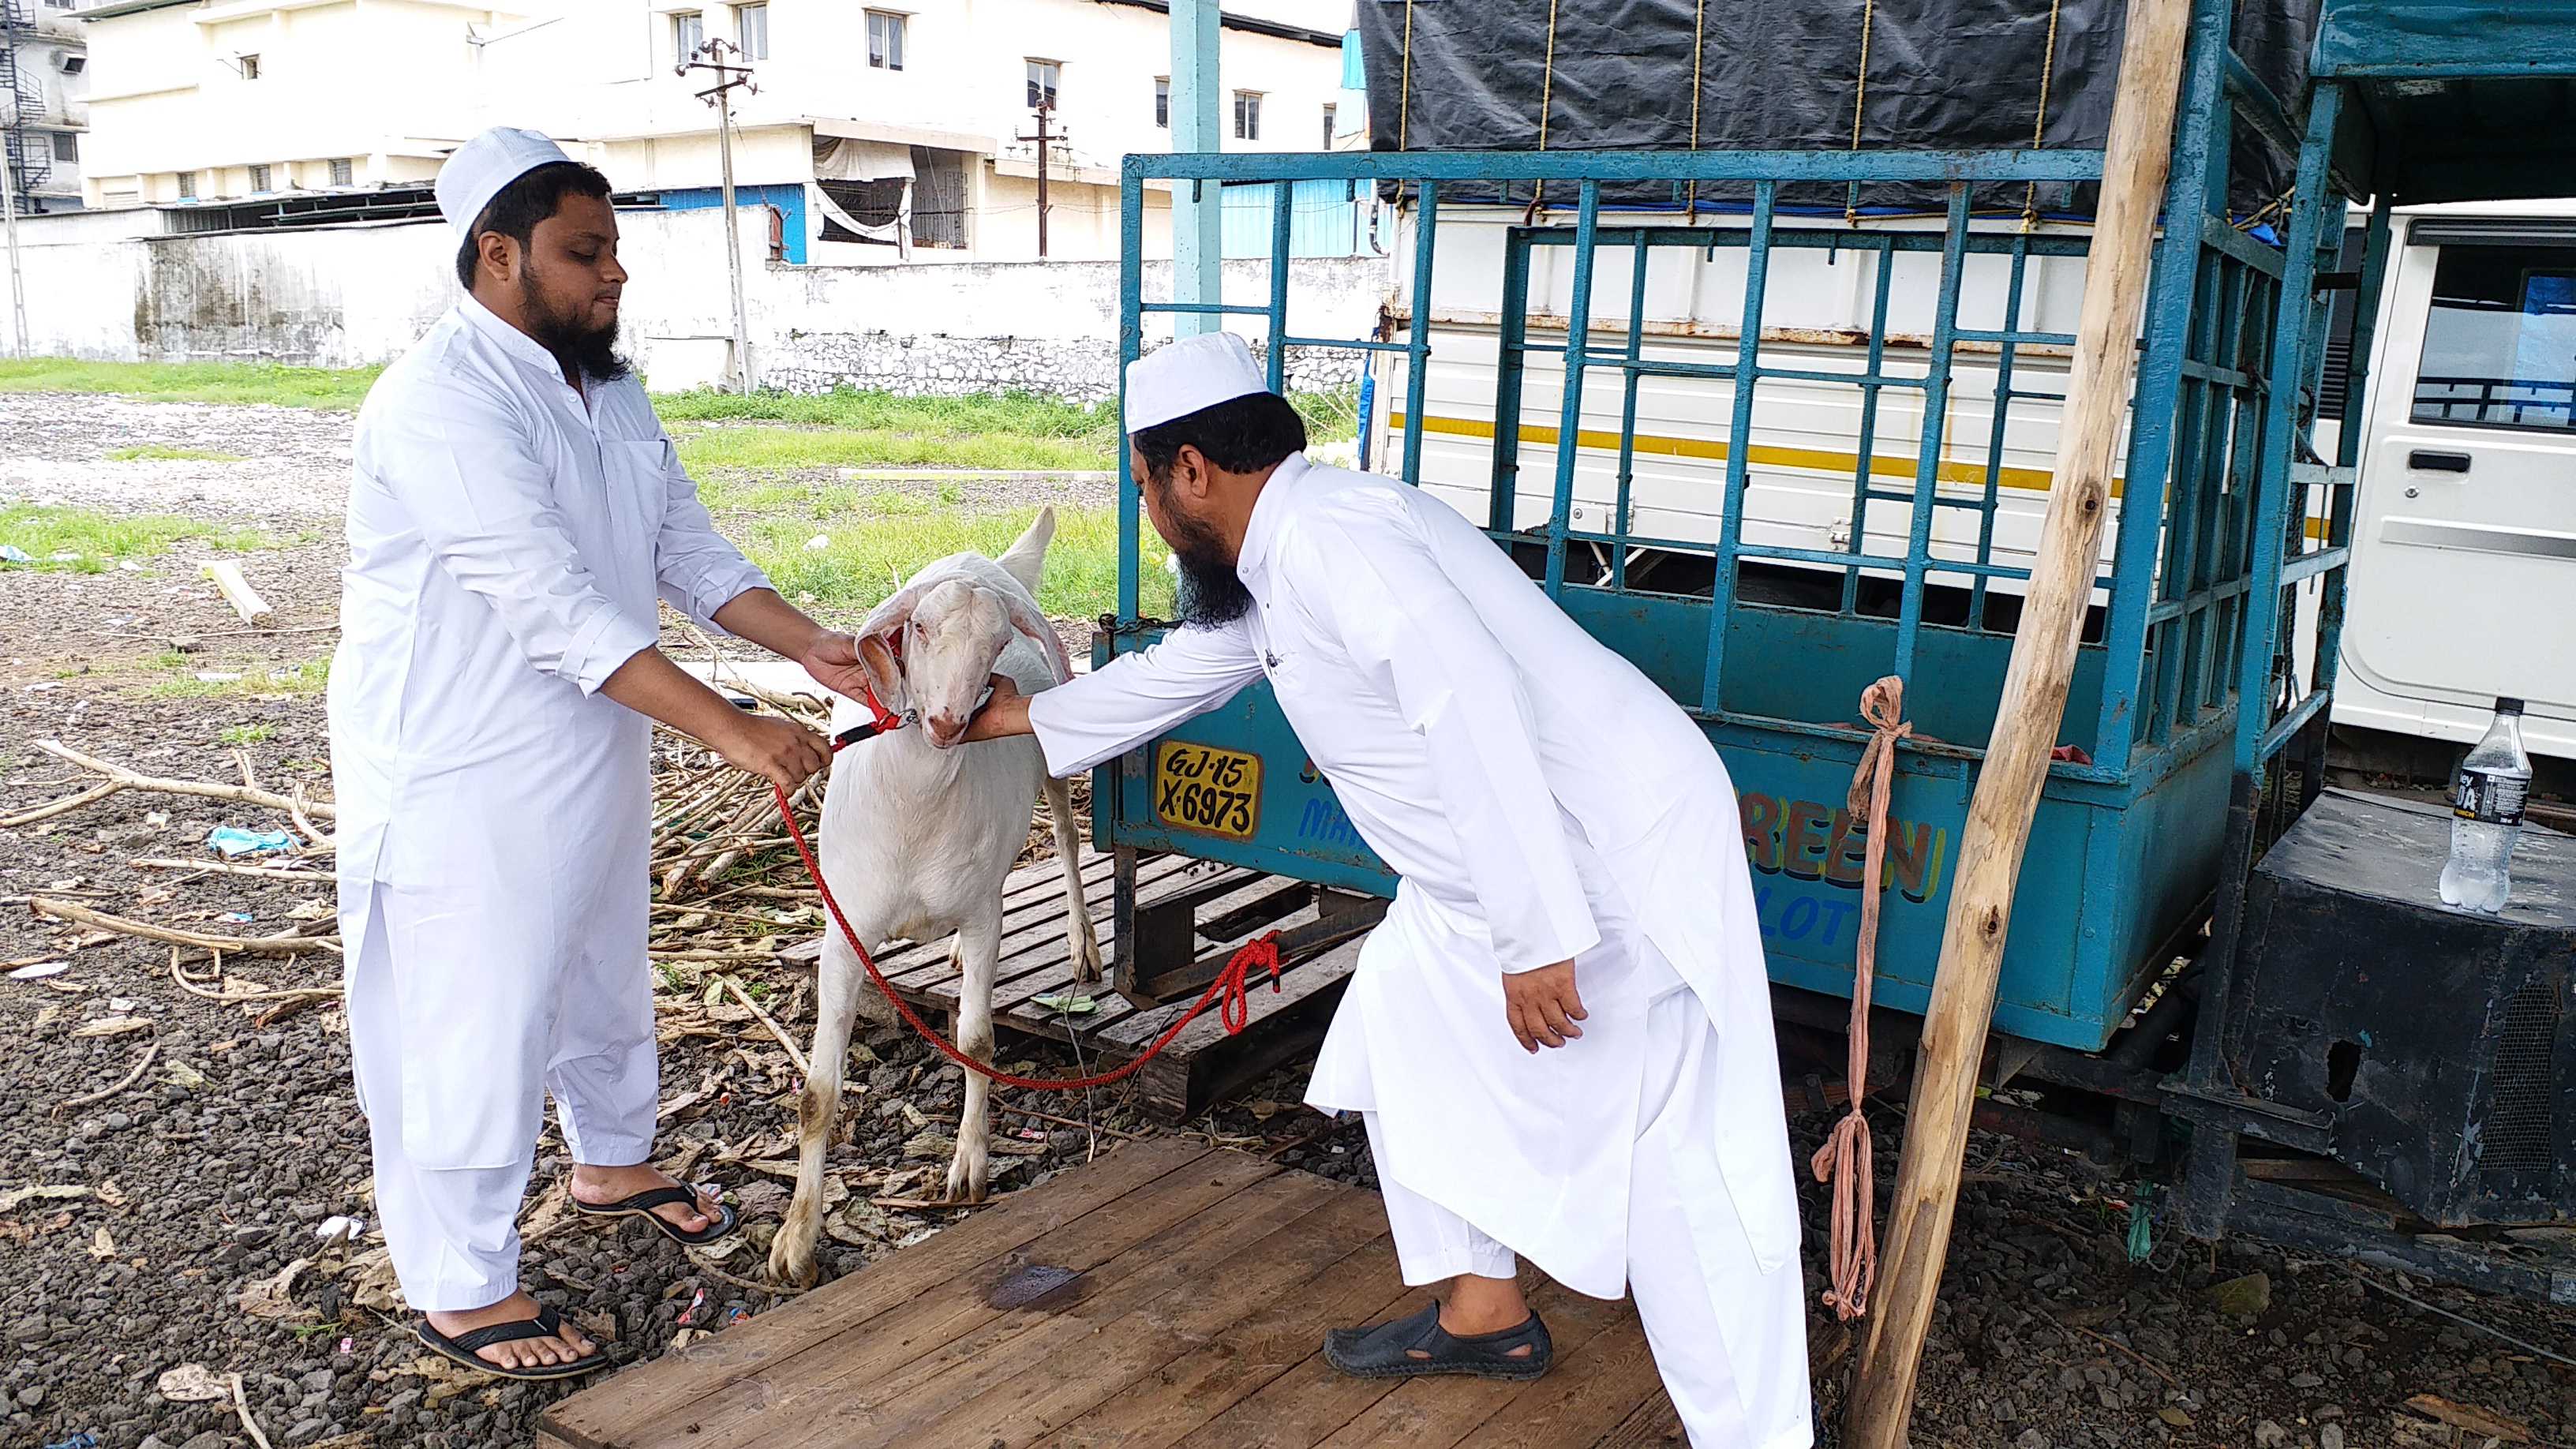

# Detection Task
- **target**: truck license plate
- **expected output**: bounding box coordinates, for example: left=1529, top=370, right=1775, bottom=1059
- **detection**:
left=1153, top=741, right=1262, bottom=842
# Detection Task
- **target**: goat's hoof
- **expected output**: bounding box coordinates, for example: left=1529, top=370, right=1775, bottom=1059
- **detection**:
left=768, top=1232, right=822, bottom=1289
left=945, top=1159, right=990, bottom=1206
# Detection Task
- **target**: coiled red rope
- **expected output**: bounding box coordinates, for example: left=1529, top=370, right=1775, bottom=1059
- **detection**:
left=763, top=689, right=1281, bottom=1093
left=1810, top=675, right=1909, bottom=1323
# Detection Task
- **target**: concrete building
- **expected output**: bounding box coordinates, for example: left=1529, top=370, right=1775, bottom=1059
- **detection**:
left=73, top=0, right=1364, bottom=264
left=3, top=0, right=89, bottom=213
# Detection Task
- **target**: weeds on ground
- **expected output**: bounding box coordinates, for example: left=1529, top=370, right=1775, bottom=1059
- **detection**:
left=0, top=359, right=382, bottom=410
left=0, top=504, right=275, bottom=572
left=104, top=444, right=248, bottom=463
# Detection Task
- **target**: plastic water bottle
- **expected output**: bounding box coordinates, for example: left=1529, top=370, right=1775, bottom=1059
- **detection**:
left=2439, top=697, right=2532, bottom=914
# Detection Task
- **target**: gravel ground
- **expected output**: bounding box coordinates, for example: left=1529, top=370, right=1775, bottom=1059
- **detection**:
left=8, top=393, right=2576, bottom=1449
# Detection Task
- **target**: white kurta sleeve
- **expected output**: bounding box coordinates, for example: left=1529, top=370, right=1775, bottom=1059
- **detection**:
left=1299, top=507, right=1599, bottom=973
left=1024, top=621, right=1266, bottom=778
left=650, top=432, right=774, bottom=628
left=376, top=381, right=661, bottom=696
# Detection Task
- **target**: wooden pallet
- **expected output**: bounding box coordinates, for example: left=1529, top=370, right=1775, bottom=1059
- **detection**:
left=780, top=848, right=1377, bottom=1123
left=536, top=1139, right=1686, bottom=1449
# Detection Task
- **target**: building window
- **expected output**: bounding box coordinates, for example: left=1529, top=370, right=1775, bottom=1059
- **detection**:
left=329, top=156, right=354, bottom=186
left=1321, top=103, right=1335, bottom=148
left=249, top=163, right=271, bottom=192
left=1155, top=77, right=1169, bottom=128
left=736, top=2, right=768, bottom=59
left=176, top=170, right=196, bottom=200
left=1025, top=58, right=1059, bottom=112
left=1233, top=90, right=1261, bottom=140
left=910, top=146, right=967, bottom=249
left=672, top=11, right=703, bottom=62
left=866, top=10, right=904, bottom=70
left=52, top=132, right=77, bottom=163
left=238, top=53, right=260, bottom=80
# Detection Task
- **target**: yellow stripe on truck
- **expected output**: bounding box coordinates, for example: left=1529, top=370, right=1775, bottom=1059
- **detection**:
left=1386, top=412, right=2342, bottom=541
left=1386, top=410, right=2114, bottom=498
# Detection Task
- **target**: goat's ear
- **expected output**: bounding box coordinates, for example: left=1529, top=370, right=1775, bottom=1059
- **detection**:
left=855, top=579, right=926, bottom=704
left=856, top=633, right=903, bottom=706
left=1002, top=592, right=1073, bottom=685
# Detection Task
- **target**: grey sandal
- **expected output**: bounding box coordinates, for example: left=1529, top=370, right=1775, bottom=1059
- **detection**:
left=1321, top=1301, right=1554, bottom=1381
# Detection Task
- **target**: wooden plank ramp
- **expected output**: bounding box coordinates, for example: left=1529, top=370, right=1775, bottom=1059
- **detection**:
left=781, top=848, right=1372, bottom=1123
left=537, top=1139, right=1683, bottom=1449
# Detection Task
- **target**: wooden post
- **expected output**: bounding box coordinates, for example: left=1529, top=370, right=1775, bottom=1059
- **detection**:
left=1841, top=0, right=2192, bottom=1440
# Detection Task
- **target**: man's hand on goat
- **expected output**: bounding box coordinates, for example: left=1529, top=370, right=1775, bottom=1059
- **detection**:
left=717, top=713, right=832, bottom=792
left=1503, top=961, right=1586, bottom=1053
left=960, top=675, right=1035, bottom=743
left=798, top=630, right=878, bottom=702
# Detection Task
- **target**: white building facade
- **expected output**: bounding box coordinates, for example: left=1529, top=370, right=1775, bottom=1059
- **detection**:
left=74, top=0, right=1364, bottom=264
left=5, top=0, right=88, bottom=213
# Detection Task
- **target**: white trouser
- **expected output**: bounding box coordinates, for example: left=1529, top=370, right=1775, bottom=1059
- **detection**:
left=1361, top=987, right=1814, bottom=1449
left=347, top=886, right=660, bottom=1312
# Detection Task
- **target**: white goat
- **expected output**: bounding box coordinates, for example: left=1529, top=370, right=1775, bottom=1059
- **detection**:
left=770, top=507, right=1101, bottom=1289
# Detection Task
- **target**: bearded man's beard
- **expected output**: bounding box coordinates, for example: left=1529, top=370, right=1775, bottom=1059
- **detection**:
left=1156, top=486, right=1254, bottom=627
left=521, top=268, right=630, bottom=384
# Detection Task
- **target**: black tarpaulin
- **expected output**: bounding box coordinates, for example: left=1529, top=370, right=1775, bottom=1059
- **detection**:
left=1354, top=0, right=2319, bottom=217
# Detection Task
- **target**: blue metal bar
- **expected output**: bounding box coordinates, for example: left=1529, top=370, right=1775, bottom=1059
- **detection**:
left=1524, top=227, right=2096, bottom=260
left=2199, top=213, right=2286, bottom=277
left=1956, top=328, right=2080, bottom=347
left=1117, top=173, right=1145, bottom=623
left=1281, top=334, right=1417, bottom=354
left=1264, top=183, right=1292, bottom=395
left=2278, top=545, right=2349, bottom=587
left=2100, top=3, right=2229, bottom=762
left=1891, top=186, right=1973, bottom=683
left=2256, top=687, right=2333, bottom=760
left=1567, top=354, right=1745, bottom=384
left=1971, top=238, right=2034, bottom=629
left=1400, top=181, right=1439, bottom=486
left=1701, top=180, right=1775, bottom=714
left=2177, top=358, right=2258, bottom=388
left=1841, top=246, right=1898, bottom=616
left=1126, top=148, right=2107, bottom=185
left=1544, top=182, right=1604, bottom=599
left=1488, top=226, right=1533, bottom=534
left=1613, top=237, right=1650, bottom=590
left=2147, top=572, right=2257, bottom=623
left=2234, top=84, right=2343, bottom=780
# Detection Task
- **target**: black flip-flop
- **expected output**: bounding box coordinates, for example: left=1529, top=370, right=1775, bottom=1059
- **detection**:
left=571, top=1183, right=738, bottom=1246
left=415, top=1305, right=608, bottom=1382
left=1321, top=1302, right=1554, bottom=1381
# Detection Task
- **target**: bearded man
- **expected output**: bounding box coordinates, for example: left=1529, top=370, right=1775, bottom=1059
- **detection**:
left=964, top=331, right=1813, bottom=1447
left=331, top=127, right=866, bottom=1378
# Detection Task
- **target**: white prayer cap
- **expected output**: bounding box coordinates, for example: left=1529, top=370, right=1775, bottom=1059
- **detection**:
left=436, top=126, right=575, bottom=247
left=1125, top=331, right=1273, bottom=432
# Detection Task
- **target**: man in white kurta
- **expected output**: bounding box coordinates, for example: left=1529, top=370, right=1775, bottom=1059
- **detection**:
left=968, top=333, right=1812, bottom=1447
left=333, top=129, right=867, bottom=1377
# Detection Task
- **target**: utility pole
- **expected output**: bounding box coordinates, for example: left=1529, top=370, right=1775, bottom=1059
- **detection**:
left=1169, top=0, right=1220, bottom=336
left=678, top=37, right=757, bottom=395
left=1015, top=101, right=1062, bottom=259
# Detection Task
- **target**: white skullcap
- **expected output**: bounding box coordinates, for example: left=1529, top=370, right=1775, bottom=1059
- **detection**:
left=436, top=126, right=575, bottom=248
left=1125, top=331, right=1272, bottom=432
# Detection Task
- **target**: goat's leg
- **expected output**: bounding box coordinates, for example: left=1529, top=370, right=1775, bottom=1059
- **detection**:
left=1043, top=776, right=1102, bottom=984
left=945, top=911, right=1002, bottom=1204
left=772, top=936, right=866, bottom=1288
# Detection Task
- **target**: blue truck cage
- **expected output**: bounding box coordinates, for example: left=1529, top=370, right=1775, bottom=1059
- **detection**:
left=1087, top=0, right=2576, bottom=1292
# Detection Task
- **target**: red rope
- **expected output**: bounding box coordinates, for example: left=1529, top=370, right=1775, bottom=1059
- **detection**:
left=1811, top=675, right=1909, bottom=1323
left=763, top=698, right=1281, bottom=1093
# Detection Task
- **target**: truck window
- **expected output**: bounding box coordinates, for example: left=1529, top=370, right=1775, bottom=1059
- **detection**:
left=2411, top=243, right=2576, bottom=434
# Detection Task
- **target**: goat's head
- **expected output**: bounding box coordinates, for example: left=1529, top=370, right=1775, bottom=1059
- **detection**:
left=856, top=563, right=1069, bottom=750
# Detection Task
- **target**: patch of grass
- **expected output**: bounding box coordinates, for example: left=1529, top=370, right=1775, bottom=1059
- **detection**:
left=0, top=358, right=383, bottom=410
left=104, top=444, right=246, bottom=463
left=673, top=424, right=1112, bottom=474
left=0, top=504, right=275, bottom=572
left=657, top=387, right=1117, bottom=440
left=147, top=657, right=330, bottom=701
left=736, top=500, right=1174, bottom=621
left=219, top=723, right=276, bottom=745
